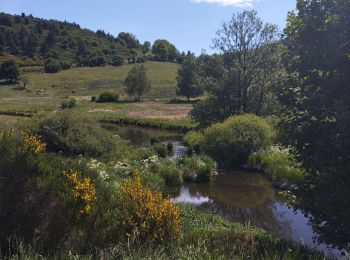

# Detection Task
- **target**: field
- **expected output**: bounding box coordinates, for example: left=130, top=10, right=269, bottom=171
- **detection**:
left=0, top=61, right=195, bottom=128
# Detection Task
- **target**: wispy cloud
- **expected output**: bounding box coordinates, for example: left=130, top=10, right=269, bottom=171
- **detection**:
left=191, top=0, right=254, bottom=7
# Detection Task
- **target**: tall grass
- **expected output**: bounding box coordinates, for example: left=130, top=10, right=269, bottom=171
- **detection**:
left=248, top=145, right=306, bottom=185
left=3, top=206, right=324, bottom=260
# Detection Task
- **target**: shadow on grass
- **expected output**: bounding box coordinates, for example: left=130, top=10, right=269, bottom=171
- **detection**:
left=0, top=81, right=19, bottom=87
left=168, top=98, right=201, bottom=104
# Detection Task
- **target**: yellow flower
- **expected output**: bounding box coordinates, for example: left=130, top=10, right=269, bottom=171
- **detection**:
left=63, top=170, right=96, bottom=217
left=21, top=131, right=46, bottom=154
left=117, top=175, right=180, bottom=242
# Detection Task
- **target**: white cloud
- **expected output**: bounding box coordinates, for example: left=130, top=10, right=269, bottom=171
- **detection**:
left=191, top=0, right=254, bottom=7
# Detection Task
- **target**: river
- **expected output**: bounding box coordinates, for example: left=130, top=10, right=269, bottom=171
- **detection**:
left=103, top=124, right=349, bottom=259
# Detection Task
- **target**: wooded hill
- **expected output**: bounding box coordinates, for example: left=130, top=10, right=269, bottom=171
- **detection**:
left=0, top=12, right=183, bottom=69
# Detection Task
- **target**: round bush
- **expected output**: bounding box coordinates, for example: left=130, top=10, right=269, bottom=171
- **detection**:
left=201, top=114, right=274, bottom=167
left=97, top=91, right=119, bottom=103
left=44, top=59, right=61, bottom=73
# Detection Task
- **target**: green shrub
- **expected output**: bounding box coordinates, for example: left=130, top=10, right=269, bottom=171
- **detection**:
left=30, top=111, right=126, bottom=158
left=201, top=114, right=274, bottom=167
left=91, top=95, right=97, bottom=102
left=61, top=98, right=77, bottom=109
left=248, top=145, right=306, bottom=184
left=159, top=164, right=181, bottom=186
left=44, top=59, right=61, bottom=73
left=141, top=173, right=165, bottom=191
left=152, top=143, right=167, bottom=158
left=178, top=155, right=216, bottom=183
left=97, top=91, right=119, bottom=103
left=183, top=131, right=203, bottom=153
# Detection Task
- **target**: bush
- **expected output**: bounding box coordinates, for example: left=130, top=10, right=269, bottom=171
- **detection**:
left=152, top=143, right=167, bottom=158
left=44, top=59, right=61, bottom=73
left=183, top=131, right=203, bottom=153
left=159, top=164, right=181, bottom=186
left=61, top=98, right=77, bottom=109
left=201, top=114, right=274, bottom=167
left=91, top=96, right=97, bottom=102
left=116, top=175, right=181, bottom=242
left=97, top=91, right=119, bottom=103
left=30, top=111, right=126, bottom=158
left=248, top=145, right=306, bottom=184
left=0, top=130, right=48, bottom=248
left=178, top=155, right=216, bottom=183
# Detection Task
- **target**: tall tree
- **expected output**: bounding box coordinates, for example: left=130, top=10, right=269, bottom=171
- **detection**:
left=280, top=0, right=350, bottom=247
left=176, top=55, right=202, bottom=100
left=191, top=11, right=281, bottom=127
left=212, top=10, right=280, bottom=113
left=124, top=65, right=151, bottom=101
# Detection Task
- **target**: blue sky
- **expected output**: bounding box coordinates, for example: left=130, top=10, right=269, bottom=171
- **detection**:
left=0, top=0, right=296, bottom=54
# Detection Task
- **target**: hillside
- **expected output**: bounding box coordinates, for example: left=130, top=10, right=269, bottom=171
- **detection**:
left=0, top=12, right=183, bottom=69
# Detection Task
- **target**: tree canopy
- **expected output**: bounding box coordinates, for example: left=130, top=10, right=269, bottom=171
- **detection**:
left=0, top=59, right=20, bottom=82
left=191, top=11, right=282, bottom=127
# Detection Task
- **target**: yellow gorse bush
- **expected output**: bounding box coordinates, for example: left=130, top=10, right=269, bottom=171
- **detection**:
left=21, top=131, right=46, bottom=154
left=63, top=170, right=96, bottom=216
left=117, top=175, right=181, bottom=242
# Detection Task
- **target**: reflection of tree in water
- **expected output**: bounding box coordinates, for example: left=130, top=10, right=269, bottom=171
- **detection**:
left=123, top=128, right=150, bottom=145
left=102, top=124, right=183, bottom=146
left=296, top=168, right=350, bottom=250
left=183, top=173, right=294, bottom=239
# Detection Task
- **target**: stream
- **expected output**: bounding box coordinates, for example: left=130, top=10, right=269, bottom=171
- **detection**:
left=103, top=124, right=348, bottom=259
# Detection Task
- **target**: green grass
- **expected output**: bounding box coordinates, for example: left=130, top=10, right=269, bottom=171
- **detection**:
left=21, top=61, right=179, bottom=99
left=248, top=145, right=306, bottom=186
left=4, top=205, right=323, bottom=260
left=0, top=62, right=194, bottom=128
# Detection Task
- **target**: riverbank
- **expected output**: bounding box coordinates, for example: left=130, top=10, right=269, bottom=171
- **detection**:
left=6, top=205, right=323, bottom=260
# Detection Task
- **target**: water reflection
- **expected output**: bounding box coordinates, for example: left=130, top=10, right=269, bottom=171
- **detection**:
left=169, top=173, right=346, bottom=258
left=102, top=124, right=186, bottom=157
left=102, top=124, right=183, bottom=146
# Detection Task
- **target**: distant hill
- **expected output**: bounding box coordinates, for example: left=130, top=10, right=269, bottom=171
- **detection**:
left=0, top=12, right=185, bottom=70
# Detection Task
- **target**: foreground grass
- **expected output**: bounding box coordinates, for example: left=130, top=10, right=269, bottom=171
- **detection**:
left=5, top=205, right=323, bottom=260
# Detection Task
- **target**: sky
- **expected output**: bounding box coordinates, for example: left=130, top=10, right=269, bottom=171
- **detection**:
left=0, top=0, right=296, bottom=54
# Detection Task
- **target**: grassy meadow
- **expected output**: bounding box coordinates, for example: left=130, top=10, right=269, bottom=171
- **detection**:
left=0, top=61, right=195, bottom=128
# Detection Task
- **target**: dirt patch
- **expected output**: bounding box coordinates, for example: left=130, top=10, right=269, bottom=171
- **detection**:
left=126, top=102, right=191, bottom=120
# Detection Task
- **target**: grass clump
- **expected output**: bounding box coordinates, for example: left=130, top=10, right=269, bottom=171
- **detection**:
left=61, top=98, right=77, bottom=109
left=248, top=145, right=306, bottom=185
left=201, top=114, right=275, bottom=168
left=159, top=164, right=182, bottom=186
left=178, top=155, right=216, bottom=183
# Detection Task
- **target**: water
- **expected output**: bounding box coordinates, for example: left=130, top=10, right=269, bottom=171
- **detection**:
left=102, top=124, right=187, bottom=157
left=103, top=124, right=348, bottom=258
left=169, top=173, right=347, bottom=259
